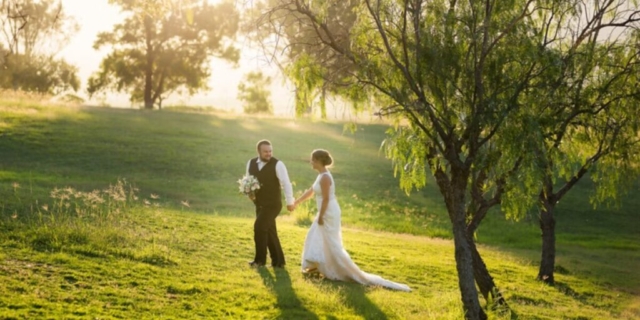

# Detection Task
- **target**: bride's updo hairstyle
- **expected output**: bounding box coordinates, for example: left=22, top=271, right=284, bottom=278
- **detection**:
left=312, top=149, right=334, bottom=167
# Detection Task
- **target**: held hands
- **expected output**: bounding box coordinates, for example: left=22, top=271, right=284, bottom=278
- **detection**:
left=289, top=198, right=302, bottom=212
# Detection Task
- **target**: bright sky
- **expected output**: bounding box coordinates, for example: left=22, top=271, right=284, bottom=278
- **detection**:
left=57, top=0, right=296, bottom=115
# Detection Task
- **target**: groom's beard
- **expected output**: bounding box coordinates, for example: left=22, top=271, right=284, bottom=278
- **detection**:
left=260, top=156, right=271, bottom=163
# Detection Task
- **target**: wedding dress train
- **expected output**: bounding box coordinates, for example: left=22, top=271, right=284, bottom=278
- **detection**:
left=301, top=172, right=411, bottom=292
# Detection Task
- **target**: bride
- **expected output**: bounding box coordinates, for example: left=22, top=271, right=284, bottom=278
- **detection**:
left=293, top=149, right=411, bottom=292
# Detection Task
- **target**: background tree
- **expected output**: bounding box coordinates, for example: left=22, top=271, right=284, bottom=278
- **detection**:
left=253, top=0, right=640, bottom=318
left=238, top=71, right=273, bottom=114
left=0, top=0, right=79, bottom=94
left=0, top=0, right=75, bottom=56
left=3, top=54, right=79, bottom=94
left=461, top=0, right=640, bottom=302
left=87, top=0, right=240, bottom=109
left=247, top=0, right=360, bottom=118
left=518, top=3, right=640, bottom=285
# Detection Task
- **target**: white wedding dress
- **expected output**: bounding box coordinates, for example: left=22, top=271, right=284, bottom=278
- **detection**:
left=301, top=171, right=411, bottom=292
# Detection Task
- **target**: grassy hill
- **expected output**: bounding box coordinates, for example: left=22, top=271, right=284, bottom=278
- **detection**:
left=0, top=97, right=639, bottom=319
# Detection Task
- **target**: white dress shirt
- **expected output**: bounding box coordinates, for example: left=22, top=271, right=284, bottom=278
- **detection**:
left=246, top=158, right=295, bottom=206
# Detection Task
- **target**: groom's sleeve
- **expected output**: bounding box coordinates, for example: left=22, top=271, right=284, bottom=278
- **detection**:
left=275, top=162, right=295, bottom=206
left=246, top=160, right=251, bottom=176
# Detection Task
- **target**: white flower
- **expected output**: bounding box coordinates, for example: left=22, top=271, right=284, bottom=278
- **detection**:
left=238, top=175, right=261, bottom=196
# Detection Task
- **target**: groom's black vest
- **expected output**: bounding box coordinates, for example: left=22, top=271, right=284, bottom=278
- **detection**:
left=249, top=157, right=282, bottom=206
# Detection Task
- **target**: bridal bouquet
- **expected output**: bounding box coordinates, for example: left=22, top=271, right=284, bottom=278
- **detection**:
left=238, top=174, right=260, bottom=198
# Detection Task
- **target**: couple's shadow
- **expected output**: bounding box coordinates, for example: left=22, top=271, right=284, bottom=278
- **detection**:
left=258, top=267, right=318, bottom=319
left=257, top=268, right=388, bottom=320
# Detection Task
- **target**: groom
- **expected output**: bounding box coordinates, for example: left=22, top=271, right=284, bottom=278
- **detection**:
left=246, top=139, right=295, bottom=268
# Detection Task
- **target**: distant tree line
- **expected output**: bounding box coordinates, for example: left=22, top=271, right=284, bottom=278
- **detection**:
left=1, top=0, right=245, bottom=110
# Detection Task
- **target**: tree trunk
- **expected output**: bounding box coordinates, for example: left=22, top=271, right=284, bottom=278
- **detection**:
left=435, top=161, right=486, bottom=319
left=443, top=180, right=486, bottom=320
left=467, top=233, right=507, bottom=306
left=143, top=16, right=154, bottom=110
left=537, top=199, right=556, bottom=284
left=466, top=208, right=507, bottom=307
left=144, top=65, right=153, bottom=109
left=452, top=220, right=487, bottom=320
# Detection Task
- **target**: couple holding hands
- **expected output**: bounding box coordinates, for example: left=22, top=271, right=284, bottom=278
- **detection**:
left=245, top=139, right=410, bottom=292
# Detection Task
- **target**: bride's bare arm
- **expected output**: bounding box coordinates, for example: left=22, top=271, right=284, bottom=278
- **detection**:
left=294, top=187, right=314, bottom=206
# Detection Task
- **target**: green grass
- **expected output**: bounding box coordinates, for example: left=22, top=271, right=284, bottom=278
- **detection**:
left=0, top=205, right=635, bottom=319
left=0, top=100, right=639, bottom=319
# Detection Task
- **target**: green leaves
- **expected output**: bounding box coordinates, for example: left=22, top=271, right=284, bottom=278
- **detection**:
left=250, top=0, right=360, bottom=118
left=382, top=126, right=429, bottom=195
left=256, top=0, right=640, bottom=223
left=237, top=72, right=273, bottom=115
left=285, top=53, right=325, bottom=117
left=1, top=54, right=80, bottom=95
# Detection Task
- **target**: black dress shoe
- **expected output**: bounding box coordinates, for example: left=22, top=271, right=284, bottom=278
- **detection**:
left=248, top=261, right=265, bottom=268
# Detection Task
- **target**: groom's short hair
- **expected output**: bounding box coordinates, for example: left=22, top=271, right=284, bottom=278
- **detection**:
left=256, top=139, right=272, bottom=152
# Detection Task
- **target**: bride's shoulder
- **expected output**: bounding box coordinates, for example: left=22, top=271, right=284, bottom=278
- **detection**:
left=318, top=171, right=333, bottom=184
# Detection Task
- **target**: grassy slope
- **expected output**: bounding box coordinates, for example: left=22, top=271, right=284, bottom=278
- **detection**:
left=0, top=100, right=639, bottom=319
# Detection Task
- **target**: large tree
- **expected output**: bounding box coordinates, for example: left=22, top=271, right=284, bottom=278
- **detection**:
left=253, top=0, right=640, bottom=318
left=87, top=0, right=240, bottom=109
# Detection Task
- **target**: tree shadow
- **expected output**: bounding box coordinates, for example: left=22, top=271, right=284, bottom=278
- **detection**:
left=258, top=268, right=319, bottom=320
left=553, top=281, right=595, bottom=306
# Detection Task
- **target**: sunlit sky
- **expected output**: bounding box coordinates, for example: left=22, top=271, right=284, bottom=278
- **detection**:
left=58, top=0, right=296, bottom=114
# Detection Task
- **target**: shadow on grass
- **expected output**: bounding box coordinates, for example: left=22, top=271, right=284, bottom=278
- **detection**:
left=334, top=282, right=389, bottom=320
left=305, top=274, right=388, bottom=320
left=553, top=281, right=596, bottom=306
left=258, top=268, right=319, bottom=320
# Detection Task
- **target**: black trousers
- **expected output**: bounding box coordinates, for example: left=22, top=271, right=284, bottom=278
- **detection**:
left=253, top=203, right=285, bottom=266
